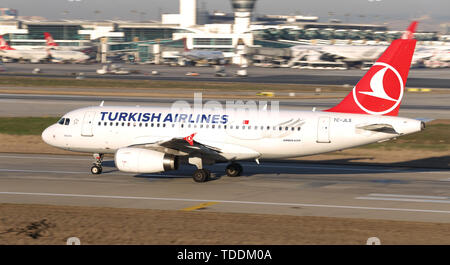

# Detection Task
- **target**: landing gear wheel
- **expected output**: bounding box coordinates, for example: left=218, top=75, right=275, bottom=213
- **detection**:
left=226, top=163, right=243, bottom=177
left=193, top=169, right=210, bottom=183
left=91, top=153, right=104, bottom=175
left=91, top=165, right=102, bottom=175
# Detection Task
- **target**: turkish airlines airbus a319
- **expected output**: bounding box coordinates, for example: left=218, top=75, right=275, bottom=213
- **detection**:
left=42, top=22, right=426, bottom=183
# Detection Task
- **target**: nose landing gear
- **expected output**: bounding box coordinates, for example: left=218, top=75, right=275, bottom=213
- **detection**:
left=91, top=153, right=104, bottom=174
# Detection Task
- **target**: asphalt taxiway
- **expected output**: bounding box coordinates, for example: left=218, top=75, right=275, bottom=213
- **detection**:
left=1, top=92, right=449, bottom=119
left=0, top=153, right=449, bottom=223
left=2, top=63, right=450, bottom=88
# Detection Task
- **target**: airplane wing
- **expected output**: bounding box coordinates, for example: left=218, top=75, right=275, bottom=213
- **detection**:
left=129, top=135, right=260, bottom=161
left=356, top=124, right=399, bottom=134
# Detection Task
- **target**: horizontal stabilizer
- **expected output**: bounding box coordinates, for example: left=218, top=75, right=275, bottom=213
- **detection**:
left=357, top=124, right=399, bottom=134
left=415, top=118, right=434, bottom=123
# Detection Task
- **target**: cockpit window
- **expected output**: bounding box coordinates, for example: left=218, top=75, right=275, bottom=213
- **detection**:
left=58, top=118, right=65, bottom=125
left=65, top=118, right=70, bottom=125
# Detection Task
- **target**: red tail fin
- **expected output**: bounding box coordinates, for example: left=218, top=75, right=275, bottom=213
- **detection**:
left=183, top=37, right=189, bottom=52
left=44, top=32, right=58, bottom=47
left=402, top=21, right=418, bottom=39
left=0, top=35, right=15, bottom=50
left=325, top=22, right=418, bottom=116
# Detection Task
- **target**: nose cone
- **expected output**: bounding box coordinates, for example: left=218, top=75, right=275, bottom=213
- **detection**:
left=41, top=126, right=54, bottom=146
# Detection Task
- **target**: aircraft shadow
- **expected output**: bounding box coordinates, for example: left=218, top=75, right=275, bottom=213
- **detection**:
left=98, top=156, right=449, bottom=182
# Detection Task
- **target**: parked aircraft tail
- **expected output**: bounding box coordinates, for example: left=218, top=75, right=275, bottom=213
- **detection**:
left=0, top=35, right=15, bottom=50
left=44, top=32, right=58, bottom=47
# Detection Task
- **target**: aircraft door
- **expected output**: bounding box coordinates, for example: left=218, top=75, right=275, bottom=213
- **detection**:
left=81, top=111, right=96, bottom=137
left=317, top=117, right=331, bottom=143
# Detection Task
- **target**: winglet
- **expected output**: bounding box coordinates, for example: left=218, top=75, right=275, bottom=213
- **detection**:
left=402, top=21, right=418, bottom=40
left=184, top=133, right=196, bottom=146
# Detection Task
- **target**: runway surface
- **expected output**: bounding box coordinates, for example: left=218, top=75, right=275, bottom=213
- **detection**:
left=1, top=93, right=449, bottom=119
left=2, top=63, right=450, bottom=88
left=0, top=153, right=449, bottom=223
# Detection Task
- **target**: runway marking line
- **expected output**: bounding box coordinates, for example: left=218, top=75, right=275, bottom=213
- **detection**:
left=181, top=202, right=218, bottom=211
left=356, top=193, right=450, bottom=204
left=0, top=191, right=449, bottom=214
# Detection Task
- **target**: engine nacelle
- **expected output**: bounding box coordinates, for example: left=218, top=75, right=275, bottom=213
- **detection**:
left=115, top=148, right=178, bottom=173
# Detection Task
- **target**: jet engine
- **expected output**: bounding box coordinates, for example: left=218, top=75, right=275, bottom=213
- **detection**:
left=115, top=148, right=178, bottom=173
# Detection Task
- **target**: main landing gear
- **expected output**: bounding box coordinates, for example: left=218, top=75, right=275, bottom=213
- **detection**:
left=91, top=153, right=104, bottom=175
left=225, top=163, right=243, bottom=177
left=192, top=162, right=243, bottom=182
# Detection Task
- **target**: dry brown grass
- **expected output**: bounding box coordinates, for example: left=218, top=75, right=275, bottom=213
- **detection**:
left=0, top=204, right=448, bottom=245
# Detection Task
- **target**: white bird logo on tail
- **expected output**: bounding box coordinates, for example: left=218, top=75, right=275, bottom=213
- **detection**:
left=359, top=67, right=396, bottom=101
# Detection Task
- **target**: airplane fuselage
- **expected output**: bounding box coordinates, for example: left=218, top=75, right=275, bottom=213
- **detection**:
left=42, top=106, right=423, bottom=160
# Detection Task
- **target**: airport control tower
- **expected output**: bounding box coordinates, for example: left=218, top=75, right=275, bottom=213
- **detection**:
left=232, top=0, right=257, bottom=33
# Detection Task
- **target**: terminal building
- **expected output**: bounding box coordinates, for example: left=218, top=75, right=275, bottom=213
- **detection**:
left=0, top=1, right=445, bottom=64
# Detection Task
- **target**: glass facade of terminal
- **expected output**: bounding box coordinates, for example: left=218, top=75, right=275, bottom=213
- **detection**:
left=25, top=25, right=84, bottom=40
left=193, top=38, right=233, bottom=46
left=120, top=28, right=190, bottom=42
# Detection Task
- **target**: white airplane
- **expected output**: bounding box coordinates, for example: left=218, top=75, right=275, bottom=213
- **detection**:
left=180, top=38, right=225, bottom=65
left=290, top=22, right=438, bottom=68
left=44, top=32, right=90, bottom=63
left=42, top=22, right=426, bottom=183
left=291, top=44, right=386, bottom=63
left=0, top=35, right=49, bottom=63
left=0, top=34, right=89, bottom=63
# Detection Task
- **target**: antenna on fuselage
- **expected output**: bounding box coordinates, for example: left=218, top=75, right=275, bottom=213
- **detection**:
left=99, top=101, right=104, bottom=107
